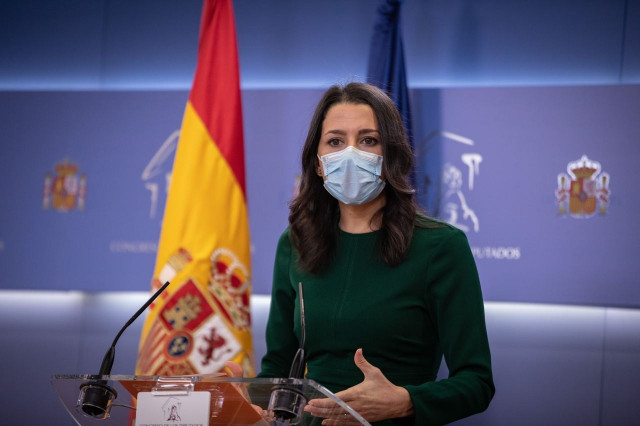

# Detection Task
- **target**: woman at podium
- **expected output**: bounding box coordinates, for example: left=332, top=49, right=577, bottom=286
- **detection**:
left=257, top=82, right=494, bottom=425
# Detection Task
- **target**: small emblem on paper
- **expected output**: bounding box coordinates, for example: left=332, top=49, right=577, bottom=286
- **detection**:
left=136, top=391, right=210, bottom=426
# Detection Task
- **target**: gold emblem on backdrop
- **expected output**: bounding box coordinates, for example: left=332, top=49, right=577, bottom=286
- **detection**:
left=43, top=159, right=87, bottom=211
left=556, top=155, right=610, bottom=218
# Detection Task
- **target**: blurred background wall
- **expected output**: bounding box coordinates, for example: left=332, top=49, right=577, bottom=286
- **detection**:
left=1, top=0, right=639, bottom=424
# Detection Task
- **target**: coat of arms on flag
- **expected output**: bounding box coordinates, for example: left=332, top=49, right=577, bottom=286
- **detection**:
left=43, top=159, right=87, bottom=211
left=138, top=246, right=253, bottom=376
left=556, top=155, right=610, bottom=218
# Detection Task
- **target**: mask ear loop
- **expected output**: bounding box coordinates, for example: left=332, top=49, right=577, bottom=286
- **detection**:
left=316, top=154, right=324, bottom=177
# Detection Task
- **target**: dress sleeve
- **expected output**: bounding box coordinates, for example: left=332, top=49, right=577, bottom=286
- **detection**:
left=256, top=230, right=300, bottom=378
left=403, top=228, right=495, bottom=425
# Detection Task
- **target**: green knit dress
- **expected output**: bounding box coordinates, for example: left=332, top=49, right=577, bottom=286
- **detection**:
left=258, top=223, right=494, bottom=425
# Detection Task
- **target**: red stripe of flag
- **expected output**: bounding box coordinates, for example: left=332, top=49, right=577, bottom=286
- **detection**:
left=190, top=0, right=246, bottom=197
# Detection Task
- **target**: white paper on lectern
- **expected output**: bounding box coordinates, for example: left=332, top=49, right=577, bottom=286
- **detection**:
left=136, top=391, right=210, bottom=426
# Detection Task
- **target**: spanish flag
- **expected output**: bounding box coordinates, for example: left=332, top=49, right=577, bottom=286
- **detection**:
left=136, top=0, right=254, bottom=377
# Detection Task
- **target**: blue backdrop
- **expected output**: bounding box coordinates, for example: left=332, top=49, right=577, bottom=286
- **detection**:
left=1, top=85, right=638, bottom=307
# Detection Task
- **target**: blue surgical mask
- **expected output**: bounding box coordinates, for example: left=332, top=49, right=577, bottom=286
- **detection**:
left=318, top=146, right=385, bottom=205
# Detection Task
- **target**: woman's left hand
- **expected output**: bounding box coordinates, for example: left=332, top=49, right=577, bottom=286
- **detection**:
left=304, top=348, right=414, bottom=424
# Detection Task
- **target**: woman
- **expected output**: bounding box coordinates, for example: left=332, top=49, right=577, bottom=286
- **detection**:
left=256, top=82, right=494, bottom=425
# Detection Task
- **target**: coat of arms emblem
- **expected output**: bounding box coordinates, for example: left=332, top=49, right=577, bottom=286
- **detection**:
left=556, top=155, right=610, bottom=218
left=43, top=159, right=86, bottom=211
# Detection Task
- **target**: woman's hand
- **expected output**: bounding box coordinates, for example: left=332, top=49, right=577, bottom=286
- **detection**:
left=224, top=360, right=244, bottom=378
left=304, top=349, right=414, bottom=425
left=225, top=361, right=273, bottom=422
left=224, top=361, right=251, bottom=400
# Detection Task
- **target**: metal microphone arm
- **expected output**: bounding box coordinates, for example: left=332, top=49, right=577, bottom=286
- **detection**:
left=78, top=281, right=171, bottom=419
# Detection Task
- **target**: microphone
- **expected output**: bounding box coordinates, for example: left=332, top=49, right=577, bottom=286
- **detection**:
left=288, top=280, right=306, bottom=380
left=77, top=281, right=170, bottom=419
left=268, top=281, right=307, bottom=423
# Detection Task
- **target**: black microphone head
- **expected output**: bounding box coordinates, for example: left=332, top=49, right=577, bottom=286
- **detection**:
left=77, top=381, right=117, bottom=419
left=268, top=383, right=306, bottom=423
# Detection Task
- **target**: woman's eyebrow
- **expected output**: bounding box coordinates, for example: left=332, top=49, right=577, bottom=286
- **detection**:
left=324, top=129, right=346, bottom=136
left=324, top=129, right=380, bottom=136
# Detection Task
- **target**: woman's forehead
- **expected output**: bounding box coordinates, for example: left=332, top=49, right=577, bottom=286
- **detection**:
left=322, top=103, right=378, bottom=132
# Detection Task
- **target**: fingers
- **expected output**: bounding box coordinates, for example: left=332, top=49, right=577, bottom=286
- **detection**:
left=304, top=398, right=346, bottom=418
left=305, top=401, right=360, bottom=425
left=250, top=403, right=274, bottom=422
left=353, top=348, right=380, bottom=379
left=224, top=361, right=251, bottom=402
left=306, top=398, right=338, bottom=409
left=224, top=361, right=244, bottom=378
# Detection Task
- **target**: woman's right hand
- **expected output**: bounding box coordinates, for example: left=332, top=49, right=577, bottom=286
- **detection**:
left=225, top=361, right=273, bottom=422
left=224, top=361, right=245, bottom=378
left=224, top=361, right=251, bottom=401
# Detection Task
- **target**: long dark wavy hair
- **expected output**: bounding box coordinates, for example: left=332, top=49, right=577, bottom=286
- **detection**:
left=289, top=82, right=435, bottom=274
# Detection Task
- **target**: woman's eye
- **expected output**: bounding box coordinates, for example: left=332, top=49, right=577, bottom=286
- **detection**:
left=361, top=137, right=378, bottom=146
left=328, top=138, right=342, bottom=147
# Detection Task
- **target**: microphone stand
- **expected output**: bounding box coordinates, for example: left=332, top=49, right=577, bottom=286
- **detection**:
left=77, top=281, right=170, bottom=419
left=268, top=281, right=307, bottom=424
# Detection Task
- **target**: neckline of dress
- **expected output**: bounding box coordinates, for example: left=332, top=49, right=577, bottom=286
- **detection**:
left=337, top=227, right=380, bottom=237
